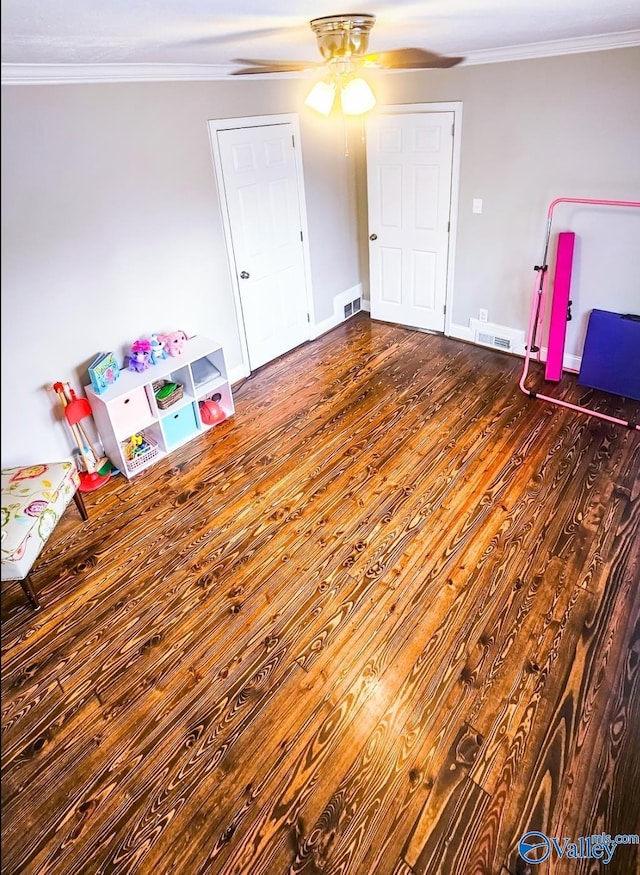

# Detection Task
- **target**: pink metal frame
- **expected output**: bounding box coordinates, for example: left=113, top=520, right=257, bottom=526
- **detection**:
left=519, top=197, right=640, bottom=431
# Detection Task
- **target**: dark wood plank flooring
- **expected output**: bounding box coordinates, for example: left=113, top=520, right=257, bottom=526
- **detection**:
left=2, top=314, right=639, bottom=875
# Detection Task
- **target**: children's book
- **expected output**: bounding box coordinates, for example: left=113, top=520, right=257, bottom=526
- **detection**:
left=88, top=352, right=120, bottom=394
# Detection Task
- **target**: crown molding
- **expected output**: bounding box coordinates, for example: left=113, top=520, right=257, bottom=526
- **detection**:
left=461, top=29, right=640, bottom=65
left=2, top=30, right=639, bottom=85
left=0, top=62, right=240, bottom=85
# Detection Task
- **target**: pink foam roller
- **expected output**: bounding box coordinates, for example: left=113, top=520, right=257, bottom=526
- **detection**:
left=545, top=231, right=575, bottom=381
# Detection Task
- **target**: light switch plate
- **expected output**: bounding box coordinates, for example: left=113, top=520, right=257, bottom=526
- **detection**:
left=473, top=198, right=483, bottom=214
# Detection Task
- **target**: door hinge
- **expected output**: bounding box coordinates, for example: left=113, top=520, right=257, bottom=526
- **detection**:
left=447, top=221, right=451, bottom=233
left=292, top=134, right=295, bottom=148
left=451, top=123, right=454, bottom=136
left=443, top=304, right=447, bottom=315
left=300, top=230, right=303, bottom=241
left=307, top=313, right=310, bottom=322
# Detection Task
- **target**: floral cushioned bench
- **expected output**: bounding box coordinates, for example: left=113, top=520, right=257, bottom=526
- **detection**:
left=1, top=462, right=88, bottom=610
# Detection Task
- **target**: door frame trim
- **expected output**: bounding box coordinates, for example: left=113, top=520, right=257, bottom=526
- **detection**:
left=208, top=113, right=315, bottom=375
left=368, top=102, right=462, bottom=337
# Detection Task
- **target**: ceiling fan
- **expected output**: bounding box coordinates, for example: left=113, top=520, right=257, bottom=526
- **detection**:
left=231, top=13, right=464, bottom=116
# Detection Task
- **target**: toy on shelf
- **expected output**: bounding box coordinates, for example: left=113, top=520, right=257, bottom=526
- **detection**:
left=124, top=433, right=144, bottom=460
left=150, top=334, right=167, bottom=364
left=158, top=330, right=188, bottom=357
left=51, top=382, right=112, bottom=491
left=88, top=351, right=120, bottom=394
left=199, top=398, right=226, bottom=426
left=128, top=339, right=152, bottom=372
left=123, top=432, right=155, bottom=462
left=121, top=432, right=159, bottom=473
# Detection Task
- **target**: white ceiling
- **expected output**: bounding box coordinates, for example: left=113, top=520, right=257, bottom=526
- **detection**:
left=2, top=0, right=640, bottom=80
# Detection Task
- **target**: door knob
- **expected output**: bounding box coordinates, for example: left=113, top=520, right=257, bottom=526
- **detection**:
left=369, top=233, right=377, bottom=241
left=240, top=270, right=250, bottom=279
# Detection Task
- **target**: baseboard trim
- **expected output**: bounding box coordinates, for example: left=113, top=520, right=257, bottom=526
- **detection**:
left=539, top=347, right=581, bottom=373
left=447, top=322, right=474, bottom=342
left=229, top=362, right=250, bottom=385
left=311, top=314, right=339, bottom=340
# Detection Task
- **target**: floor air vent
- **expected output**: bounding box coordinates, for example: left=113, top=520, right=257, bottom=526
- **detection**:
left=344, top=297, right=362, bottom=319
left=477, top=331, right=512, bottom=351
left=470, top=319, right=526, bottom=355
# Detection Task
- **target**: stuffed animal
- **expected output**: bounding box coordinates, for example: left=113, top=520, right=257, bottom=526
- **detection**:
left=128, top=338, right=152, bottom=373
left=150, top=333, right=167, bottom=365
left=158, top=330, right=188, bottom=357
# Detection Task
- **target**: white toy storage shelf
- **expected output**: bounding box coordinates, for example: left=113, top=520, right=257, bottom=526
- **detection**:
left=86, top=336, right=234, bottom=479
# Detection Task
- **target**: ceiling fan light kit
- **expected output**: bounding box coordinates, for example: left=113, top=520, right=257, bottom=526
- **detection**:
left=339, top=76, right=376, bottom=115
left=305, top=71, right=376, bottom=116
left=304, top=78, right=337, bottom=116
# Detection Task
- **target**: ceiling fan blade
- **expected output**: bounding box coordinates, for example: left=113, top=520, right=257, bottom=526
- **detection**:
left=363, top=47, right=464, bottom=69
left=231, top=58, right=323, bottom=75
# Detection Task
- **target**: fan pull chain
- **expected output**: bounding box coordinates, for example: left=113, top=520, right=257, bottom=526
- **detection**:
left=342, top=117, right=368, bottom=158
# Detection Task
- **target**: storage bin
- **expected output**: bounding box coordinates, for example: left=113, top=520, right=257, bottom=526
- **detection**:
left=153, top=379, right=184, bottom=410
left=109, top=387, right=153, bottom=439
left=122, top=433, right=160, bottom=474
left=162, top=403, right=199, bottom=447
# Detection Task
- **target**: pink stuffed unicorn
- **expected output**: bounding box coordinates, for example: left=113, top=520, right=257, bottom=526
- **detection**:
left=158, top=330, right=188, bottom=357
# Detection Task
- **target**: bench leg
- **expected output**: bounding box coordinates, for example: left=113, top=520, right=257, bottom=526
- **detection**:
left=73, top=490, right=89, bottom=521
left=20, top=574, right=40, bottom=610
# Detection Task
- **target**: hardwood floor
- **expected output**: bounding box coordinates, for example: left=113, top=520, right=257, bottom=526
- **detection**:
left=2, top=314, right=639, bottom=875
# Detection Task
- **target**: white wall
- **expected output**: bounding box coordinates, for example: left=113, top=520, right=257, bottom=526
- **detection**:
left=1, top=77, right=361, bottom=466
left=357, top=47, right=640, bottom=345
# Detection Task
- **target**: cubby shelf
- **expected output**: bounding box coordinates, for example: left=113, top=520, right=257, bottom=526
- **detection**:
left=86, top=335, right=234, bottom=479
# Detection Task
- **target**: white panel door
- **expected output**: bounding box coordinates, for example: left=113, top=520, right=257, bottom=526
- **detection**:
left=366, top=112, right=454, bottom=332
left=217, top=124, right=310, bottom=370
